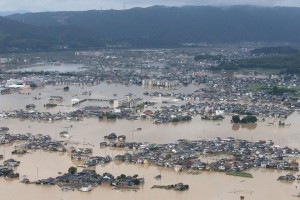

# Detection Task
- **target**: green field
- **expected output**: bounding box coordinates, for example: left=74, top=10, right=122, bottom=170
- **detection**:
left=213, top=54, right=300, bottom=74
left=247, top=83, right=300, bottom=94
left=248, top=83, right=268, bottom=90
left=226, top=171, right=253, bottom=178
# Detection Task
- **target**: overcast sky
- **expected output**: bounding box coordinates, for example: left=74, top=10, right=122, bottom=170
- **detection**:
left=1, top=0, right=300, bottom=12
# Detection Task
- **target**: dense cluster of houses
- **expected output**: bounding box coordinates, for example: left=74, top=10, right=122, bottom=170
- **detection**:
left=1, top=47, right=300, bottom=125
left=0, top=165, right=19, bottom=178
left=34, top=170, right=144, bottom=192
left=0, top=132, right=66, bottom=152
left=109, top=137, right=300, bottom=173
left=1, top=127, right=300, bottom=192
left=0, top=97, right=293, bottom=125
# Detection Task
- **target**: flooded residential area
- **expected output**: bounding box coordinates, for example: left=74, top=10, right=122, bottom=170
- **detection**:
left=1, top=46, right=300, bottom=200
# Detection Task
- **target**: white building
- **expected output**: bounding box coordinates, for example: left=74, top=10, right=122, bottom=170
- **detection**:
left=113, top=98, right=143, bottom=108
left=113, top=99, right=130, bottom=108
left=216, top=110, right=225, bottom=117
left=71, top=96, right=81, bottom=104
left=142, top=79, right=177, bottom=87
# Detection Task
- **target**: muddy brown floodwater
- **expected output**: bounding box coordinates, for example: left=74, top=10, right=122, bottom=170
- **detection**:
left=1, top=84, right=300, bottom=200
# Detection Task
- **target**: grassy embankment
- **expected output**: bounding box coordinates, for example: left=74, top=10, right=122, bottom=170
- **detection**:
left=226, top=171, right=253, bottom=178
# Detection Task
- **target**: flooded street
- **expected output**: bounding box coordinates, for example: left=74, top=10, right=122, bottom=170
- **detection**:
left=0, top=157, right=299, bottom=200
left=0, top=83, right=198, bottom=112
left=1, top=83, right=300, bottom=200
left=2, top=113, right=300, bottom=149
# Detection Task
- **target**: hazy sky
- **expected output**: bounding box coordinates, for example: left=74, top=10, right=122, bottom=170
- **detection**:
left=1, top=0, right=300, bottom=12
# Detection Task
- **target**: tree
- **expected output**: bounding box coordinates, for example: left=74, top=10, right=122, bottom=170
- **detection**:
left=120, top=174, right=126, bottom=179
left=133, top=174, right=139, bottom=178
left=117, top=174, right=127, bottom=180
left=240, top=115, right=258, bottom=123
left=133, top=179, right=140, bottom=185
left=171, top=118, right=180, bottom=123
left=68, top=166, right=77, bottom=174
left=232, top=115, right=240, bottom=123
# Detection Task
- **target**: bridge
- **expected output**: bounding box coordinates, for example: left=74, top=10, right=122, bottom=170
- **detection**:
left=72, top=98, right=112, bottom=106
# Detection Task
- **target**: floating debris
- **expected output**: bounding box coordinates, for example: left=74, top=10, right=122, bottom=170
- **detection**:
left=151, top=183, right=189, bottom=191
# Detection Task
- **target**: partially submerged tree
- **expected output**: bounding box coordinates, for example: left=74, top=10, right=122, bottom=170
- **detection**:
left=68, top=166, right=77, bottom=174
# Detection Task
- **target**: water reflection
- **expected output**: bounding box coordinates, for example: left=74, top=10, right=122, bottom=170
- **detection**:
left=232, top=123, right=257, bottom=131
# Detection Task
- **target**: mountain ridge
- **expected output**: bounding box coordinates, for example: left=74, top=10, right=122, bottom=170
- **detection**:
left=2, top=5, right=300, bottom=52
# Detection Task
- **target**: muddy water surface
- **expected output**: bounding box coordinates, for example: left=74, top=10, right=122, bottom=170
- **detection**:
left=1, top=84, right=300, bottom=200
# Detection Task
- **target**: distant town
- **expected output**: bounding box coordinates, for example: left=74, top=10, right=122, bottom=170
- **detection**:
left=1, top=44, right=300, bottom=199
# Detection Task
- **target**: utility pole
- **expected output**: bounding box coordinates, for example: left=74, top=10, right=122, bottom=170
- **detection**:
left=37, top=167, right=39, bottom=180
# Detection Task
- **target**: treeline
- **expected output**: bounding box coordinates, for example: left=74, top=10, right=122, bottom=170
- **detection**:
left=171, top=116, right=192, bottom=122
left=212, top=54, right=300, bottom=74
left=99, top=112, right=117, bottom=120
left=269, top=86, right=296, bottom=95
left=4, top=6, right=300, bottom=52
left=250, top=46, right=299, bottom=55
left=194, top=54, right=224, bottom=61
left=231, top=115, right=258, bottom=124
